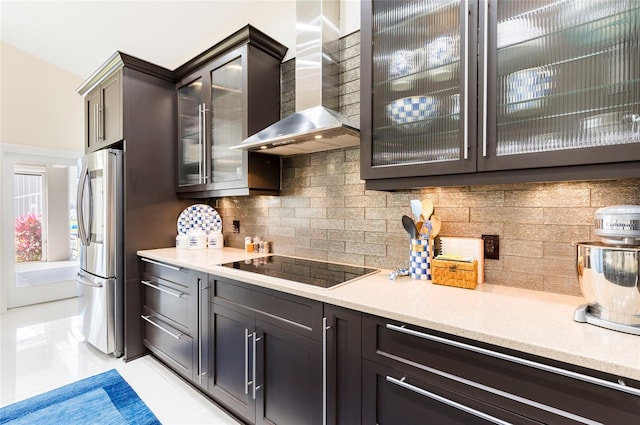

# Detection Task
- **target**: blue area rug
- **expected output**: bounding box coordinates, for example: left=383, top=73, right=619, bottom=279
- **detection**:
left=0, top=369, right=161, bottom=425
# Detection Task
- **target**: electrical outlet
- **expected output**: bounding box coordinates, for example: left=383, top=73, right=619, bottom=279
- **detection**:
left=232, top=220, right=240, bottom=234
left=482, top=234, right=500, bottom=260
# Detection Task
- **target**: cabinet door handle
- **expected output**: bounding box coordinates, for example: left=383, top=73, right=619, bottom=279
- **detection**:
left=202, top=103, right=209, bottom=183
left=322, top=317, right=331, bottom=425
left=93, top=103, right=99, bottom=144
left=141, top=314, right=183, bottom=339
left=386, top=376, right=512, bottom=425
left=98, top=104, right=103, bottom=141
left=141, top=280, right=184, bottom=298
left=482, top=0, right=489, bottom=157
left=245, top=329, right=251, bottom=395
left=385, top=323, right=640, bottom=397
left=198, top=279, right=208, bottom=384
left=463, top=0, right=470, bottom=160
left=198, top=103, right=204, bottom=184
left=252, top=332, right=262, bottom=399
left=141, top=257, right=182, bottom=271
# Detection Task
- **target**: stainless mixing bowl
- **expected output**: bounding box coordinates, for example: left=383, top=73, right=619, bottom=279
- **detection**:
left=577, top=242, right=640, bottom=326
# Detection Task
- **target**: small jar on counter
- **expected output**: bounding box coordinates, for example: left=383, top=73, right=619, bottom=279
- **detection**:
left=176, top=234, right=188, bottom=249
left=187, top=230, right=207, bottom=250
left=244, top=236, right=254, bottom=253
left=208, top=230, right=224, bottom=249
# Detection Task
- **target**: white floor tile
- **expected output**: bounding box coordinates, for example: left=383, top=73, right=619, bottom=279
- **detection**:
left=0, top=298, right=241, bottom=425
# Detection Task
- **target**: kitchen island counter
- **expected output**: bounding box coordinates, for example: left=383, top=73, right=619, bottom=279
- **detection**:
left=138, top=247, right=640, bottom=381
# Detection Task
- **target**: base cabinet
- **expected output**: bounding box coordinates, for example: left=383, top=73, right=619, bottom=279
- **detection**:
left=140, top=258, right=209, bottom=391
left=209, top=276, right=323, bottom=425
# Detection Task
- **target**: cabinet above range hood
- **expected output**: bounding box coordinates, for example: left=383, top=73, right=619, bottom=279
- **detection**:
left=230, top=0, right=360, bottom=156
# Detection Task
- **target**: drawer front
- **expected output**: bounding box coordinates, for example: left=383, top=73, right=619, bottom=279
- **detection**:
left=362, top=359, right=537, bottom=425
left=142, top=277, right=193, bottom=332
left=143, top=313, right=196, bottom=380
left=211, top=275, right=323, bottom=340
left=363, top=315, right=640, bottom=424
left=141, top=257, right=207, bottom=288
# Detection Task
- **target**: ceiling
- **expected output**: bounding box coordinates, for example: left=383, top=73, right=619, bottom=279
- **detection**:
left=1, top=0, right=307, bottom=79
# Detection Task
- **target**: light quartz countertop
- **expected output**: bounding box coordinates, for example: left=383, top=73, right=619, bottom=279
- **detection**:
left=138, top=247, right=640, bottom=381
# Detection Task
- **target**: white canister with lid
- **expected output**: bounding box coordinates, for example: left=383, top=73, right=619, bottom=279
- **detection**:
left=208, top=230, right=224, bottom=249
left=176, top=234, right=188, bottom=249
left=187, top=230, right=207, bottom=250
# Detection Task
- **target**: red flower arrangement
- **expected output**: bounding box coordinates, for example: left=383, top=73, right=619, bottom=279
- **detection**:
left=15, top=213, right=42, bottom=263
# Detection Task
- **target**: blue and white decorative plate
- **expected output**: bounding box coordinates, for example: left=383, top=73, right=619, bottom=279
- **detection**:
left=426, top=35, right=458, bottom=68
left=505, top=68, right=553, bottom=114
left=387, top=96, right=440, bottom=126
left=177, top=204, right=222, bottom=235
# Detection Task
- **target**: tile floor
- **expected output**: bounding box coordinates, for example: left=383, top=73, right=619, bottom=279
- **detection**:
left=0, top=297, right=241, bottom=424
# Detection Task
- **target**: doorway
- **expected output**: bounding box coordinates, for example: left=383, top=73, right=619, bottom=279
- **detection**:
left=1, top=149, right=80, bottom=310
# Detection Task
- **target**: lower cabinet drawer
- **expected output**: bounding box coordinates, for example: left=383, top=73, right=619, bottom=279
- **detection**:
left=142, top=313, right=195, bottom=381
left=142, top=279, right=193, bottom=332
left=362, top=359, right=535, bottom=425
left=363, top=315, right=640, bottom=424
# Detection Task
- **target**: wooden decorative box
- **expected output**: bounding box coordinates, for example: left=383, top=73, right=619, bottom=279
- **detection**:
left=431, top=258, right=478, bottom=289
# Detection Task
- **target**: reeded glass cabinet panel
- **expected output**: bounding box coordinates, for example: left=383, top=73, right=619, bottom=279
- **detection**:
left=491, top=0, right=640, bottom=159
left=177, top=77, right=204, bottom=186
left=370, top=0, right=471, bottom=169
left=210, top=57, right=244, bottom=184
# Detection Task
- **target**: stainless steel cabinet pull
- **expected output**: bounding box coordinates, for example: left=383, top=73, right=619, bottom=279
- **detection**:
left=386, top=323, right=640, bottom=397
left=94, top=103, right=99, bottom=144
left=141, top=280, right=183, bottom=298
left=202, top=103, right=209, bottom=183
left=463, top=0, right=470, bottom=160
left=482, top=0, right=489, bottom=157
left=77, top=273, right=103, bottom=288
left=322, top=317, right=331, bottom=425
left=198, top=103, right=203, bottom=184
left=386, top=376, right=512, bottom=425
left=141, top=314, right=183, bottom=339
left=245, top=329, right=251, bottom=395
left=141, top=257, right=182, bottom=271
left=252, top=332, right=262, bottom=399
left=98, top=104, right=103, bottom=141
left=198, top=279, right=207, bottom=384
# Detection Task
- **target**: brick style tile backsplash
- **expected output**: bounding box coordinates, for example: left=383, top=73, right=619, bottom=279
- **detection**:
left=212, top=31, right=640, bottom=297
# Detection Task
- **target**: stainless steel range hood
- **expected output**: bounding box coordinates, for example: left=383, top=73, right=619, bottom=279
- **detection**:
left=230, top=0, right=359, bottom=156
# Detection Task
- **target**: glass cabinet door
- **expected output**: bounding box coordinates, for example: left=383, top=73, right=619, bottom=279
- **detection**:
left=364, top=0, right=477, bottom=178
left=177, top=77, right=204, bottom=187
left=210, top=56, right=245, bottom=186
left=483, top=0, right=640, bottom=170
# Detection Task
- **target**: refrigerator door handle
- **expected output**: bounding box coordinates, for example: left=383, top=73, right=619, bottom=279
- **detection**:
left=76, top=164, right=91, bottom=246
left=77, top=272, right=103, bottom=288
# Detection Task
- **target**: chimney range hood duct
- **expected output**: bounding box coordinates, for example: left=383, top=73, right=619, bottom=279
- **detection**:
left=230, top=0, right=359, bottom=156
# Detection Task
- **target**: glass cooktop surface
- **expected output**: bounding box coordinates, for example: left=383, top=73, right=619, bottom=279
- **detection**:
left=221, top=255, right=379, bottom=289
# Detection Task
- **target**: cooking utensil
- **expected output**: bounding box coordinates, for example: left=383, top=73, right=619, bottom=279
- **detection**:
left=429, top=215, right=442, bottom=239
left=422, top=199, right=434, bottom=220
left=402, top=215, right=418, bottom=239
left=410, top=200, right=422, bottom=222
left=420, top=220, right=432, bottom=239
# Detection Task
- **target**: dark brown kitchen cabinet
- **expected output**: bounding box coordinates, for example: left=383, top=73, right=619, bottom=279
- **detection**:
left=361, top=0, right=640, bottom=189
left=174, top=25, right=287, bottom=198
left=362, top=314, right=640, bottom=424
left=325, top=304, right=362, bottom=425
left=140, top=258, right=209, bottom=391
left=209, top=275, right=323, bottom=425
left=79, top=53, right=184, bottom=362
left=83, top=70, right=122, bottom=153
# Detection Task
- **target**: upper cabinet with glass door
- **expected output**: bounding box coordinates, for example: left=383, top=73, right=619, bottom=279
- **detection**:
left=361, top=0, right=640, bottom=189
left=361, top=0, right=478, bottom=181
left=481, top=0, right=640, bottom=171
left=175, top=26, right=287, bottom=197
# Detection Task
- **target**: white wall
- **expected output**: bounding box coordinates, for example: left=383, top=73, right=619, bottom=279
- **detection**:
left=0, top=41, right=83, bottom=152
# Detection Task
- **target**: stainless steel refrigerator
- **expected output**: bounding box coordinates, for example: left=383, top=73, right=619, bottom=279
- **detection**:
left=76, top=148, right=124, bottom=357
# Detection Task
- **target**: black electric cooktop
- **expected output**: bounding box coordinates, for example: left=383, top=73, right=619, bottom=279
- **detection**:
left=221, top=255, right=379, bottom=289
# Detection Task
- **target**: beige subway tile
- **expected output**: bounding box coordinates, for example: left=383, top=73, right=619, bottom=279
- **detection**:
left=297, top=163, right=328, bottom=178
left=298, top=227, right=327, bottom=239
left=365, top=231, right=407, bottom=246
left=439, top=222, right=503, bottom=238
left=471, top=207, right=542, bottom=224
left=269, top=207, right=295, bottom=218
left=346, top=219, right=387, bottom=232
left=310, top=196, right=345, bottom=208
left=439, top=190, right=505, bottom=207
left=295, top=207, right=327, bottom=219
left=346, top=241, right=386, bottom=257
left=365, top=207, right=403, bottom=220
left=298, top=186, right=328, bottom=197
left=310, top=218, right=345, bottom=230
left=365, top=255, right=397, bottom=269
left=268, top=226, right=296, bottom=237
left=501, top=240, right=543, bottom=258
left=282, top=217, right=310, bottom=228
left=310, top=174, right=346, bottom=187
left=345, top=172, right=363, bottom=185
left=312, top=239, right=346, bottom=252
left=327, top=207, right=365, bottom=220
left=543, top=242, right=577, bottom=259
left=349, top=192, right=388, bottom=207
left=504, top=188, right=590, bottom=208
left=543, top=275, right=581, bottom=296
left=328, top=159, right=359, bottom=175
left=327, top=251, right=365, bottom=266
left=282, top=197, right=309, bottom=208
left=543, top=207, right=596, bottom=225
left=327, top=183, right=364, bottom=197
left=590, top=183, right=640, bottom=206
left=328, top=229, right=365, bottom=242
left=486, top=269, right=545, bottom=291
left=504, top=223, right=590, bottom=242
left=543, top=257, right=577, bottom=277
left=435, top=207, right=469, bottom=222
left=280, top=235, right=310, bottom=249
left=503, top=255, right=545, bottom=274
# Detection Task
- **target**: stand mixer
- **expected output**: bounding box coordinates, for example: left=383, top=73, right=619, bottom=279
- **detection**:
left=575, top=205, right=640, bottom=335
